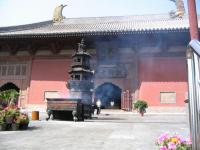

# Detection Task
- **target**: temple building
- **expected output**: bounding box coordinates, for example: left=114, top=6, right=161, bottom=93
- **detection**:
left=0, top=4, right=199, bottom=111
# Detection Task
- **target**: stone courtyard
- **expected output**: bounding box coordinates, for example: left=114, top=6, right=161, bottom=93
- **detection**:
left=0, top=110, right=189, bottom=150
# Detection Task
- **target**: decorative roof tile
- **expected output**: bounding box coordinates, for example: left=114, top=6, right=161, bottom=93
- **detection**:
left=0, top=14, right=199, bottom=38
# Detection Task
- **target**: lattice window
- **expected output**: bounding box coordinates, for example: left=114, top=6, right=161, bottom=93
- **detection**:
left=44, top=91, right=59, bottom=101
left=0, top=61, right=27, bottom=78
left=21, top=65, right=27, bottom=76
left=160, top=92, right=176, bottom=104
left=1, top=66, right=7, bottom=76
left=7, top=65, right=15, bottom=75
left=15, top=65, right=21, bottom=75
left=74, top=74, right=80, bottom=80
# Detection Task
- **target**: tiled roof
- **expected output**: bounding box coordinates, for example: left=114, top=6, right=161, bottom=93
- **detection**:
left=0, top=14, right=199, bottom=38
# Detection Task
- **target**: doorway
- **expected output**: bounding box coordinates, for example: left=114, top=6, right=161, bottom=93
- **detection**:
left=95, top=82, right=122, bottom=109
left=0, top=82, right=20, bottom=105
left=0, top=82, right=20, bottom=92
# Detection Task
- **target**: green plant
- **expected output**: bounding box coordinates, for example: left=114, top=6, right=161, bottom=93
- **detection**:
left=134, top=100, right=148, bottom=113
left=0, top=89, right=19, bottom=106
left=5, top=107, right=19, bottom=118
left=0, top=106, right=29, bottom=130
left=0, top=110, right=5, bottom=124
left=19, top=113, right=29, bottom=125
left=13, top=115, right=21, bottom=124
left=0, top=119, right=5, bottom=125
left=3, top=106, right=20, bottom=124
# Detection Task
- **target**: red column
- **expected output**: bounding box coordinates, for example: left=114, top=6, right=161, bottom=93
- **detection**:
left=121, top=91, right=125, bottom=110
left=124, top=91, right=126, bottom=110
left=127, top=90, right=129, bottom=111
left=187, top=0, right=199, bottom=40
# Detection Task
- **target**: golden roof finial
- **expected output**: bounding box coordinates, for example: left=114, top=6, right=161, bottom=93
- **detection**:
left=169, top=0, right=185, bottom=18
left=53, top=4, right=67, bottom=23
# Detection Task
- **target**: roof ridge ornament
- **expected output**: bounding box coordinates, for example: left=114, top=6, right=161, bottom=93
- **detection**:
left=77, top=39, right=86, bottom=52
left=53, top=4, right=67, bottom=23
left=169, top=0, right=185, bottom=18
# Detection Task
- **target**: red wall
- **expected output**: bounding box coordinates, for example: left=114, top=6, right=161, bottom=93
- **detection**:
left=138, top=57, right=188, bottom=106
left=28, top=58, right=72, bottom=104
left=28, top=57, right=188, bottom=107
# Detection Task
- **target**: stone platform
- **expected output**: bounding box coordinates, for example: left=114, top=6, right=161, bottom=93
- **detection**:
left=0, top=110, right=189, bottom=150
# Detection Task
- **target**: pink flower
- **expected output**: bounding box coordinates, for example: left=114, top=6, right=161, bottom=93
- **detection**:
left=168, top=142, right=176, bottom=150
left=172, top=134, right=185, bottom=144
left=158, top=132, right=169, bottom=143
left=186, top=138, right=192, bottom=145
left=156, top=133, right=191, bottom=149
left=179, top=136, right=186, bottom=144
left=4, top=107, right=9, bottom=110
left=160, top=146, right=168, bottom=150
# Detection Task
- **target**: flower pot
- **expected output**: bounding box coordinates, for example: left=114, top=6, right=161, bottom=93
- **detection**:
left=5, top=116, right=13, bottom=124
left=140, top=111, right=144, bottom=117
left=11, top=123, right=19, bottom=131
left=19, top=123, right=28, bottom=130
left=0, top=124, right=6, bottom=131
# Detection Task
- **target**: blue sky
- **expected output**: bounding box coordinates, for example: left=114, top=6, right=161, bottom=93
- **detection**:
left=0, top=0, right=199, bottom=27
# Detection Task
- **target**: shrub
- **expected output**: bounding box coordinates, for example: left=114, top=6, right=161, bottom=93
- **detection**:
left=134, top=100, right=148, bottom=113
left=19, top=113, right=29, bottom=125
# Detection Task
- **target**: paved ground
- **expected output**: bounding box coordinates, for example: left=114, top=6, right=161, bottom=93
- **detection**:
left=0, top=110, right=190, bottom=150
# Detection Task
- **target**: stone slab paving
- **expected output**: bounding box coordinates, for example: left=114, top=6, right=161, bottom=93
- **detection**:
left=0, top=111, right=189, bottom=150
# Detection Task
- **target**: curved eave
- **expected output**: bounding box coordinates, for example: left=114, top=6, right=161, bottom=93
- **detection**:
left=72, top=53, right=91, bottom=58
left=68, top=69, right=93, bottom=74
left=68, top=71, right=94, bottom=75
left=71, top=65, right=90, bottom=69
left=0, top=28, right=191, bottom=39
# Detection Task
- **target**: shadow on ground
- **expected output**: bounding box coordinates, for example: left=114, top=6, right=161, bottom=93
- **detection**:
left=27, top=126, right=41, bottom=131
